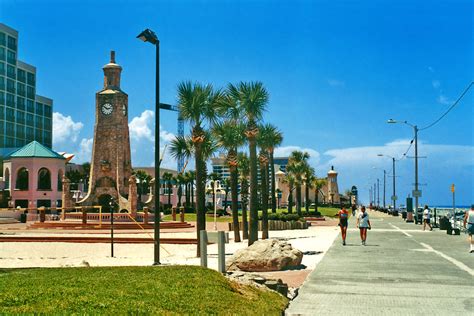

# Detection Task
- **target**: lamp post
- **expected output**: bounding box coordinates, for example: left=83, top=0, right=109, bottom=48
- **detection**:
left=137, top=28, right=160, bottom=265
left=207, top=180, right=222, bottom=230
left=388, top=119, right=420, bottom=219
left=377, top=178, right=380, bottom=208
left=372, top=167, right=386, bottom=208
left=378, top=154, right=397, bottom=212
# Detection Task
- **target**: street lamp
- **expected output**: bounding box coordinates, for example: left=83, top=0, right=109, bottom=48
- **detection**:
left=372, top=167, right=387, bottom=208
left=378, top=154, right=398, bottom=212
left=388, top=119, right=420, bottom=219
left=206, top=180, right=223, bottom=230
left=137, top=28, right=160, bottom=265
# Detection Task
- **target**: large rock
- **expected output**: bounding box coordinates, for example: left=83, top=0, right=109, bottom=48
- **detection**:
left=226, top=239, right=303, bottom=272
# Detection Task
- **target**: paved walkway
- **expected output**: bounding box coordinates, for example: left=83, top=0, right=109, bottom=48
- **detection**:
left=286, top=211, right=473, bottom=315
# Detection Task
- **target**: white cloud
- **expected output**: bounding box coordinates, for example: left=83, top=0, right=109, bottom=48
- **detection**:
left=274, top=146, right=321, bottom=168
left=327, top=79, right=345, bottom=87
left=129, top=110, right=154, bottom=141
left=70, top=138, right=93, bottom=164
left=52, top=112, right=84, bottom=146
left=437, top=94, right=452, bottom=105
left=432, top=80, right=440, bottom=89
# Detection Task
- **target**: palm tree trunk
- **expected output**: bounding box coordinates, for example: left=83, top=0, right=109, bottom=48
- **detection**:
left=270, top=151, right=277, bottom=213
left=261, top=162, right=269, bottom=239
left=249, top=138, right=259, bottom=245
left=191, top=180, right=194, bottom=209
left=185, top=182, right=189, bottom=208
left=241, top=180, right=249, bottom=240
left=230, top=166, right=241, bottom=242
left=296, top=185, right=302, bottom=216
left=288, top=190, right=293, bottom=213
left=195, top=144, right=206, bottom=257
left=305, top=183, right=310, bottom=213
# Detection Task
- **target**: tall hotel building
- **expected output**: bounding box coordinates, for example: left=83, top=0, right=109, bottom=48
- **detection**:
left=0, top=23, right=53, bottom=157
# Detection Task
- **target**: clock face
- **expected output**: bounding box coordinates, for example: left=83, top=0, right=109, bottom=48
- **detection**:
left=101, top=103, right=113, bottom=115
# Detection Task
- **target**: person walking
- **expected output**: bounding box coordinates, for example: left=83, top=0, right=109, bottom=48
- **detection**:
left=463, top=205, right=474, bottom=253
left=351, top=204, right=357, bottom=217
left=337, top=205, right=349, bottom=245
left=356, top=206, right=371, bottom=245
left=423, top=205, right=433, bottom=231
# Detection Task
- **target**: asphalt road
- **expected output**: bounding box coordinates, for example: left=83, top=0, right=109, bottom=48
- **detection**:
left=286, top=211, right=473, bottom=315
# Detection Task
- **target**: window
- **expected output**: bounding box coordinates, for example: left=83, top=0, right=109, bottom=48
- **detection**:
left=0, top=47, right=5, bottom=61
left=17, top=96, right=25, bottom=110
left=5, top=136, right=14, bottom=147
left=37, top=168, right=52, bottom=190
left=27, top=86, right=35, bottom=99
left=7, top=36, right=16, bottom=51
left=27, top=99, right=34, bottom=112
left=44, top=104, right=52, bottom=117
left=7, top=50, right=15, bottom=65
left=17, top=83, right=25, bottom=97
left=44, top=130, right=52, bottom=147
left=6, top=79, right=15, bottom=93
left=6, top=93, right=14, bottom=107
left=27, top=72, right=35, bottom=86
left=6, top=65, right=15, bottom=79
left=44, top=117, right=51, bottom=130
left=0, top=92, right=4, bottom=105
left=6, top=107, right=14, bottom=122
left=17, top=68, right=26, bottom=83
left=26, top=113, right=34, bottom=126
left=0, top=105, right=4, bottom=119
left=35, top=102, right=43, bottom=116
left=0, top=33, right=5, bottom=46
left=0, top=76, right=4, bottom=90
left=26, top=127, right=34, bottom=141
left=16, top=111, right=25, bottom=125
left=35, top=128, right=43, bottom=142
left=15, top=138, right=25, bottom=147
left=4, top=168, right=9, bottom=189
left=35, top=115, right=43, bottom=129
left=0, top=119, right=4, bottom=134
left=15, top=167, right=29, bottom=191
left=57, top=170, right=63, bottom=191
left=0, top=62, right=4, bottom=75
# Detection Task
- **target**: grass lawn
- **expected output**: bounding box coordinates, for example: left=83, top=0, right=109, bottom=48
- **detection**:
left=0, top=266, right=288, bottom=315
left=275, top=207, right=341, bottom=217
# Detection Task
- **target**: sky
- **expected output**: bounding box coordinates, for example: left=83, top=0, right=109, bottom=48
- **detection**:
left=1, top=0, right=472, bottom=205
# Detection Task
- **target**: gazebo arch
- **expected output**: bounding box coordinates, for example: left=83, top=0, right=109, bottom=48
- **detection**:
left=15, top=167, right=29, bottom=190
left=37, top=168, right=51, bottom=190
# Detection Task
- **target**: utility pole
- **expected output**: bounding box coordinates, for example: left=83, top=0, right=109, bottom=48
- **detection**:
left=383, top=170, right=386, bottom=209
left=414, top=125, right=419, bottom=221
left=392, top=157, right=396, bottom=211
left=377, top=178, right=380, bottom=208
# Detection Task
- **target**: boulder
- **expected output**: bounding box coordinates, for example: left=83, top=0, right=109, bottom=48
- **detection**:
left=226, top=239, right=303, bottom=272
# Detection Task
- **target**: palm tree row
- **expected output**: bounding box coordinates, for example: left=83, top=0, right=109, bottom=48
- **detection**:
left=169, top=81, right=283, bottom=256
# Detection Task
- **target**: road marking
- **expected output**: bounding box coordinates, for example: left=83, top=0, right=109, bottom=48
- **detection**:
left=420, top=242, right=474, bottom=277
left=389, top=223, right=412, bottom=237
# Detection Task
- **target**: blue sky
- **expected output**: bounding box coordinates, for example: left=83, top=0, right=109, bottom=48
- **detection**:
left=2, top=0, right=472, bottom=205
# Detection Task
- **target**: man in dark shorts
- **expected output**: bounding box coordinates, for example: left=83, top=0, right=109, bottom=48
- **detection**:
left=356, top=206, right=371, bottom=245
left=337, top=205, right=349, bottom=245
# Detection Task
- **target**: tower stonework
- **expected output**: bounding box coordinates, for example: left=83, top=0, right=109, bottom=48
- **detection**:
left=79, top=51, right=135, bottom=211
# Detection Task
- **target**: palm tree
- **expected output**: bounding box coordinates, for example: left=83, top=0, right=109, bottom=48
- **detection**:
left=133, top=169, right=152, bottom=209
left=212, top=121, right=246, bottom=242
left=312, top=178, right=327, bottom=213
left=282, top=173, right=296, bottom=213
left=161, top=172, right=174, bottom=209
left=286, top=151, right=310, bottom=217
left=238, top=152, right=250, bottom=240
left=304, top=167, right=316, bottom=213
left=228, top=81, right=268, bottom=245
left=174, top=81, right=224, bottom=257
left=265, top=125, right=283, bottom=214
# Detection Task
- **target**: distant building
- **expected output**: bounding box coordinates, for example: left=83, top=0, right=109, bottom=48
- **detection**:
left=273, top=157, right=289, bottom=173
left=0, top=23, right=53, bottom=157
left=211, top=155, right=230, bottom=180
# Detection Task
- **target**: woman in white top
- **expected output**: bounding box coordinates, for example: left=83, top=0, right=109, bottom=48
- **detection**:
left=463, top=205, right=474, bottom=253
left=356, top=206, right=371, bottom=245
left=423, top=205, right=433, bottom=231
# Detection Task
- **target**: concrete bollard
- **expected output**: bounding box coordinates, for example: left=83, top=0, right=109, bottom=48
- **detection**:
left=143, top=207, right=149, bottom=225
left=82, top=208, right=87, bottom=224
left=172, top=207, right=177, bottom=221
left=217, top=231, right=226, bottom=274
left=179, top=207, right=185, bottom=223
left=200, top=230, right=208, bottom=268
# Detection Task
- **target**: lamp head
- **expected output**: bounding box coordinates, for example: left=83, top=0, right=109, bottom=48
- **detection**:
left=387, top=119, right=397, bottom=124
left=137, top=29, right=158, bottom=45
left=377, top=154, right=384, bottom=157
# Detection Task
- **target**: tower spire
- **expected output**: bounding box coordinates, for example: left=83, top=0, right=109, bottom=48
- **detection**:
left=110, top=50, right=116, bottom=63
left=103, top=50, right=122, bottom=89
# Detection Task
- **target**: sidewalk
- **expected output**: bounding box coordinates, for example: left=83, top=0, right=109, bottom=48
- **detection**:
left=286, top=211, right=473, bottom=315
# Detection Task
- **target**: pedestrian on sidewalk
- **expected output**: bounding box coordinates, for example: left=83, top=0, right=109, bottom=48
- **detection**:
left=337, top=205, right=349, bottom=245
left=463, top=205, right=474, bottom=253
left=351, top=204, right=357, bottom=217
left=356, top=206, right=371, bottom=245
left=423, top=205, right=433, bottom=231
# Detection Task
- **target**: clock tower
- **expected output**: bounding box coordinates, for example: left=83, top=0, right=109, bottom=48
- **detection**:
left=79, top=51, right=136, bottom=211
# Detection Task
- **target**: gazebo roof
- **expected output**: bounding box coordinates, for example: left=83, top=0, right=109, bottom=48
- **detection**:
left=6, top=141, right=65, bottom=160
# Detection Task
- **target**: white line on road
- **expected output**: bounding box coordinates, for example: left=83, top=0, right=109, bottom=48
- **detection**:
left=389, top=223, right=413, bottom=237
left=420, top=242, right=474, bottom=277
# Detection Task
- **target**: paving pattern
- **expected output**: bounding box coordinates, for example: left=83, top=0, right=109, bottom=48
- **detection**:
left=286, top=211, right=473, bottom=315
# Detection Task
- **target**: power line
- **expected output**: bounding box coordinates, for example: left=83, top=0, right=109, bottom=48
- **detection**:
left=399, top=138, right=414, bottom=160
left=420, top=81, right=474, bottom=131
